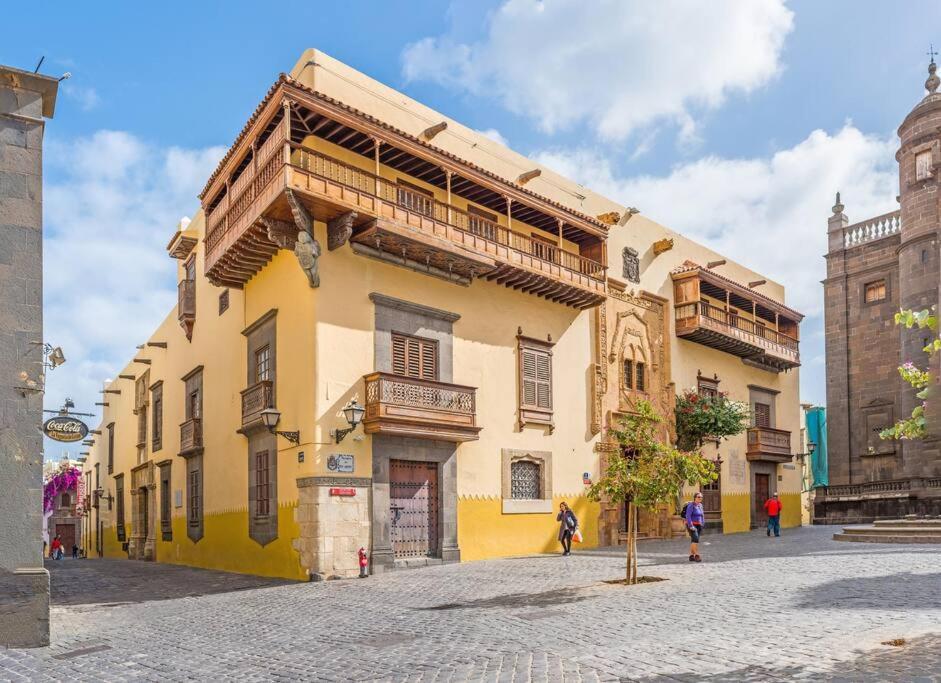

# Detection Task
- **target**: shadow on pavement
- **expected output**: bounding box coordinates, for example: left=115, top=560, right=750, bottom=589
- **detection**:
left=47, top=557, right=292, bottom=606
left=419, top=585, right=594, bottom=611
left=793, top=572, right=941, bottom=610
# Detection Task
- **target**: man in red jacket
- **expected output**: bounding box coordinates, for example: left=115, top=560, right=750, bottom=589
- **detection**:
left=764, top=493, right=782, bottom=537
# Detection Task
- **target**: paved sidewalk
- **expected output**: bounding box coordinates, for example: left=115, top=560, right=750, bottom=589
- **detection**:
left=1, top=526, right=939, bottom=681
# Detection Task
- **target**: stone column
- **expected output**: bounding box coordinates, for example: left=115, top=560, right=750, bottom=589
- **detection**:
left=0, top=65, right=58, bottom=648
left=823, top=196, right=851, bottom=487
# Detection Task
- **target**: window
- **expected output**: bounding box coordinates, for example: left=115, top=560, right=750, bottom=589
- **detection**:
left=623, top=359, right=646, bottom=392
left=184, top=255, right=196, bottom=282
left=60, top=492, right=71, bottom=508
left=151, top=383, right=163, bottom=452
left=255, top=450, right=270, bottom=517
left=159, top=464, right=172, bottom=541
left=106, top=422, right=115, bottom=474
left=864, top=280, right=886, bottom=303
left=698, top=374, right=720, bottom=398
left=510, top=460, right=541, bottom=500
left=518, top=335, right=554, bottom=429
left=115, top=474, right=126, bottom=542
left=255, top=345, right=271, bottom=383
left=391, top=332, right=438, bottom=380
left=396, top=179, right=434, bottom=217
left=219, top=289, right=230, bottom=315
left=754, top=402, right=772, bottom=428
left=916, top=150, right=933, bottom=181
left=188, top=469, right=200, bottom=528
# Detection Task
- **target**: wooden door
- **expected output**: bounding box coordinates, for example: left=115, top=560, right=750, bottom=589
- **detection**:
left=753, top=473, right=770, bottom=526
left=701, top=474, right=721, bottom=523
left=389, top=460, right=439, bottom=559
left=56, top=523, right=75, bottom=553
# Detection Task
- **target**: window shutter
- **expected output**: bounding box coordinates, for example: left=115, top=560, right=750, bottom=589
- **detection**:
left=420, top=339, right=437, bottom=380
left=392, top=333, right=438, bottom=380
left=521, top=349, right=538, bottom=406
left=535, top=351, right=552, bottom=409
left=755, top=402, right=771, bottom=428
left=392, top=334, right=407, bottom=376
left=636, top=362, right=645, bottom=393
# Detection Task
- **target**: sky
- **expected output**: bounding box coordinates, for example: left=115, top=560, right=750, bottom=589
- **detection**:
left=9, top=0, right=938, bottom=461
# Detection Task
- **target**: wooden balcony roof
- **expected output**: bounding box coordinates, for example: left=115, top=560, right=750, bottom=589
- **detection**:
left=671, top=261, right=803, bottom=322
left=200, top=75, right=608, bottom=242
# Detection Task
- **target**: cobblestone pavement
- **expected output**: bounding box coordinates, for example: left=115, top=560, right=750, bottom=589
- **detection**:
left=2, top=526, right=940, bottom=682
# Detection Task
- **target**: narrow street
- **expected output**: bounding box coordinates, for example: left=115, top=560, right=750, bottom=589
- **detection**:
left=2, top=526, right=939, bottom=681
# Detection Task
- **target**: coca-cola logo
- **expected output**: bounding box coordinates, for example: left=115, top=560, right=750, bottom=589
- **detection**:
left=43, top=416, right=89, bottom=443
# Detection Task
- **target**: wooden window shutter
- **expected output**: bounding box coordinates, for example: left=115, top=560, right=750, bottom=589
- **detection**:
left=535, top=351, right=552, bottom=409
left=517, top=333, right=555, bottom=430
left=391, top=332, right=437, bottom=380
left=521, top=349, right=538, bottom=406
left=754, top=402, right=771, bottom=428
left=392, top=334, right=408, bottom=376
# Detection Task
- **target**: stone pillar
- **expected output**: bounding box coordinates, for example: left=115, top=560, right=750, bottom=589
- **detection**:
left=896, top=63, right=941, bottom=473
left=0, top=65, right=58, bottom=648
left=823, top=196, right=851, bottom=486
left=295, top=476, right=371, bottom=580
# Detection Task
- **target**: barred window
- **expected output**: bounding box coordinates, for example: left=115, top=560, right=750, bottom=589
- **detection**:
left=624, top=360, right=633, bottom=389
left=219, top=289, right=230, bottom=315
left=255, top=450, right=270, bottom=517
left=188, top=469, right=201, bottom=527
left=510, top=460, right=541, bottom=500
left=255, top=345, right=271, bottom=382
left=635, top=362, right=646, bottom=393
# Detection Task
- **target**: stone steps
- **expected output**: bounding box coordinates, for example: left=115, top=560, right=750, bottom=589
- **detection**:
left=833, top=519, right=941, bottom=543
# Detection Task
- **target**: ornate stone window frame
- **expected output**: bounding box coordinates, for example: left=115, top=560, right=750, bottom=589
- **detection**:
left=501, top=448, right=553, bottom=514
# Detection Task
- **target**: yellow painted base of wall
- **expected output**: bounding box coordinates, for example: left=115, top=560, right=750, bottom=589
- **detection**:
left=721, top=493, right=751, bottom=534
left=95, top=505, right=306, bottom=581
left=779, top=493, right=802, bottom=529
left=458, top=495, right=600, bottom=561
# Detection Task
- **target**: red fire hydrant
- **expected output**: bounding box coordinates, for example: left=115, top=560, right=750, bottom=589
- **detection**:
left=358, top=547, right=368, bottom=578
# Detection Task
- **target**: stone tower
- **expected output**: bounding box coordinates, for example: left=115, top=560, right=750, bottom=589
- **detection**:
left=0, top=65, right=58, bottom=647
left=896, top=58, right=941, bottom=469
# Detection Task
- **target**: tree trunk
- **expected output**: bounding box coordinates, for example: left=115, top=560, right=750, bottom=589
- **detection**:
left=626, top=501, right=638, bottom=585
left=632, top=503, right=639, bottom=583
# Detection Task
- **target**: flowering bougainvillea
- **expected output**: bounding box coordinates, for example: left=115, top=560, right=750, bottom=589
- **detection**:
left=675, top=389, right=750, bottom=450
left=880, top=308, right=937, bottom=441
left=43, top=466, right=81, bottom=513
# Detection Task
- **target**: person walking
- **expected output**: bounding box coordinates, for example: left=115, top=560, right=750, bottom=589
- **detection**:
left=50, top=535, right=62, bottom=560
left=685, top=492, right=705, bottom=562
left=72, top=544, right=79, bottom=559
left=557, top=502, right=578, bottom=556
left=764, top=492, right=783, bottom=537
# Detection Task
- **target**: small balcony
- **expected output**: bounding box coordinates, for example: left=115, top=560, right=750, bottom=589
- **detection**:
left=672, top=264, right=803, bottom=373
left=178, top=279, right=196, bottom=340
left=746, top=427, right=792, bottom=463
left=179, top=418, right=203, bottom=456
left=199, top=77, right=608, bottom=309
left=240, top=380, right=273, bottom=432
left=363, top=372, right=480, bottom=442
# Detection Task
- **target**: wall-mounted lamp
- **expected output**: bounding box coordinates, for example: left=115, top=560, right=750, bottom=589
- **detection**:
left=259, top=408, right=300, bottom=446
left=94, top=488, right=114, bottom=506
left=334, top=400, right=365, bottom=444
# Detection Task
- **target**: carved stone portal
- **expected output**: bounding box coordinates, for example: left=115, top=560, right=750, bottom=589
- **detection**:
left=622, top=247, right=640, bottom=283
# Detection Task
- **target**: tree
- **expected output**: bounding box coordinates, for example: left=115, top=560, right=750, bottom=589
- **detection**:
left=880, top=308, right=938, bottom=441
left=675, top=389, right=750, bottom=451
left=587, top=400, right=718, bottom=584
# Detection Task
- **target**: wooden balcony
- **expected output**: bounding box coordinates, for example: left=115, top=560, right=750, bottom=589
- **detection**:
left=179, top=418, right=203, bottom=456
left=240, top=380, right=273, bottom=432
left=746, top=427, right=792, bottom=463
left=178, top=279, right=196, bottom=341
left=672, top=265, right=803, bottom=373
left=363, top=372, right=480, bottom=442
left=200, top=77, right=608, bottom=309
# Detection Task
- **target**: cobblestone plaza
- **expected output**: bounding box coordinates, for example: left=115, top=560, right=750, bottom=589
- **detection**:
left=1, top=526, right=939, bottom=681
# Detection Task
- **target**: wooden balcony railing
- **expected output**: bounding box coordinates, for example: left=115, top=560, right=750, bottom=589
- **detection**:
left=746, top=426, right=792, bottom=462
left=203, top=137, right=606, bottom=305
left=240, top=380, right=273, bottom=430
left=178, top=279, right=196, bottom=319
left=179, top=418, right=203, bottom=455
left=675, top=300, right=800, bottom=371
left=363, top=372, right=481, bottom=442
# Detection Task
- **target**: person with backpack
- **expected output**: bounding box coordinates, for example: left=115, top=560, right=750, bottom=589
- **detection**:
left=764, top=492, right=783, bottom=537
left=557, top=501, right=578, bottom=556
left=683, top=492, right=705, bottom=562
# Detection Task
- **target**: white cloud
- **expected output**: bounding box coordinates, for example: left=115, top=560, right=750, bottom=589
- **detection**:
left=403, top=0, right=794, bottom=141
left=477, top=128, right=509, bottom=146
left=42, top=131, right=225, bottom=456
left=61, top=84, right=100, bottom=111
left=537, top=124, right=899, bottom=405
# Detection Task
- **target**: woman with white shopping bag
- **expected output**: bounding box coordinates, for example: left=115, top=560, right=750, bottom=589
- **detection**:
left=556, top=502, right=579, bottom=555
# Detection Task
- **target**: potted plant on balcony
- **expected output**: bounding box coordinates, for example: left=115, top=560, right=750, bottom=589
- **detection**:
left=587, top=400, right=717, bottom=585
left=675, top=389, right=750, bottom=451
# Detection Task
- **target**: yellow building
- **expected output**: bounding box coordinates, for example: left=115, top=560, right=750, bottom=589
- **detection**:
left=82, top=50, right=803, bottom=580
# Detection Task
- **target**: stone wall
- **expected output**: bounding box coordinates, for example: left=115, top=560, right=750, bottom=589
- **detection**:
left=0, top=65, right=57, bottom=648
left=295, top=476, right=371, bottom=580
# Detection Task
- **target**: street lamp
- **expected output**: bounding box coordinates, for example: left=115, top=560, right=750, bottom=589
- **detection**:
left=94, top=488, right=114, bottom=506
left=259, top=408, right=300, bottom=446
left=335, top=400, right=365, bottom=443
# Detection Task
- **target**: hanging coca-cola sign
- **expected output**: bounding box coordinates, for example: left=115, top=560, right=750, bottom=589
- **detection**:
left=43, top=416, right=89, bottom=443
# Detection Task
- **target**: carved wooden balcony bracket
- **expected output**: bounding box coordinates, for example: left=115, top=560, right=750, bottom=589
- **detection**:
left=328, top=211, right=358, bottom=251
left=652, top=238, right=674, bottom=256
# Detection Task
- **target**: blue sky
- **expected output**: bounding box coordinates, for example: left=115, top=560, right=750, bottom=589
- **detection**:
left=10, top=1, right=938, bottom=459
